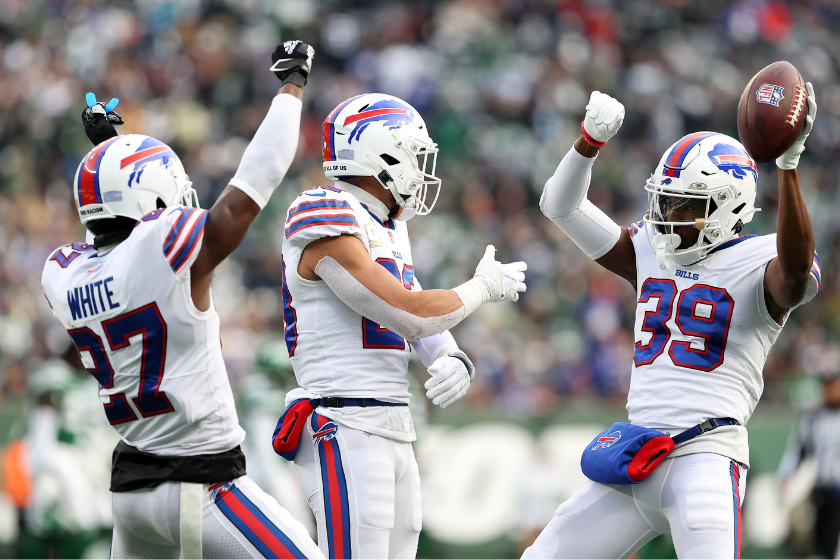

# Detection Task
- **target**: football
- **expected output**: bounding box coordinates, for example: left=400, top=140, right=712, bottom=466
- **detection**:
left=737, top=60, right=807, bottom=163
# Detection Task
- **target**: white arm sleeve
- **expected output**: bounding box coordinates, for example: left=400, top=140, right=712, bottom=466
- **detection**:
left=314, top=256, right=466, bottom=341
left=413, top=331, right=458, bottom=368
left=228, top=94, right=302, bottom=209
left=539, top=146, right=622, bottom=260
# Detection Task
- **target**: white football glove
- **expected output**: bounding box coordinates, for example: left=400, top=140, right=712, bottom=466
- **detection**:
left=777, top=82, right=816, bottom=170
left=424, top=350, right=474, bottom=408
left=474, top=245, right=527, bottom=303
left=582, top=91, right=625, bottom=146
left=453, top=245, right=527, bottom=315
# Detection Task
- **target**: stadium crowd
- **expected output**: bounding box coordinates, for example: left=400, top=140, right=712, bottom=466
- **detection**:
left=1, top=0, right=840, bottom=555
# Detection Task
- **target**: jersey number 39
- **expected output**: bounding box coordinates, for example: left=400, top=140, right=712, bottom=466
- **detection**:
left=634, top=279, right=734, bottom=372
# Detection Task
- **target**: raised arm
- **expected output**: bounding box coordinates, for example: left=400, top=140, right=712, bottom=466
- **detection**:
left=190, top=40, right=314, bottom=310
left=764, top=83, right=817, bottom=323
left=296, top=234, right=526, bottom=341
left=540, top=92, right=637, bottom=286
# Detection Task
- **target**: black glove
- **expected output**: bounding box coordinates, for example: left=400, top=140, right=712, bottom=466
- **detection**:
left=270, top=40, right=315, bottom=88
left=81, top=93, right=124, bottom=146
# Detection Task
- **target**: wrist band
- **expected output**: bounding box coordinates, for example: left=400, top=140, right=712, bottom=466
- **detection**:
left=581, top=122, right=608, bottom=148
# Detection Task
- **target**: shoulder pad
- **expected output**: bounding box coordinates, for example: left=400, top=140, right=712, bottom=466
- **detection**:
left=46, top=242, right=96, bottom=269
left=284, top=188, right=363, bottom=250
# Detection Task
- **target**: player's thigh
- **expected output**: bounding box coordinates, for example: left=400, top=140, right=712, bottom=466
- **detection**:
left=206, top=476, right=324, bottom=559
left=110, top=483, right=180, bottom=559
left=296, top=412, right=401, bottom=559
left=662, top=453, right=746, bottom=559
left=388, top=442, right=421, bottom=559
left=521, top=479, right=660, bottom=559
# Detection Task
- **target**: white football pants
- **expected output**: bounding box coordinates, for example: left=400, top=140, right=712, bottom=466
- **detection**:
left=522, top=453, right=746, bottom=559
left=294, top=412, right=422, bottom=559
left=110, top=475, right=324, bottom=559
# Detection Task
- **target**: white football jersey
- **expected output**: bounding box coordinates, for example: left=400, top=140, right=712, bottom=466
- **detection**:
left=41, top=205, right=245, bottom=456
left=281, top=184, right=415, bottom=400
left=280, top=184, right=418, bottom=440
left=626, top=222, right=820, bottom=431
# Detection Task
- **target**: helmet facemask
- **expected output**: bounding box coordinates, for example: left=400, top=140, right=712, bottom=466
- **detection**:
left=365, top=129, right=441, bottom=220
left=644, top=174, right=756, bottom=269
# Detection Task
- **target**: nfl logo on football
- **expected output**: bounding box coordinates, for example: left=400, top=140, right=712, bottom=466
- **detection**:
left=755, top=83, right=785, bottom=106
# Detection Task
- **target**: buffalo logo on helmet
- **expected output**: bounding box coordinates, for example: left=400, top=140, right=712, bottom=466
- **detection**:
left=707, top=143, right=757, bottom=182
left=312, top=420, right=339, bottom=445
left=591, top=431, right=621, bottom=450
left=343, top=99, right=415, bottom=144
left=120, top=137, right=177, bottom=187
left=755, top=83, right=785, bottom=107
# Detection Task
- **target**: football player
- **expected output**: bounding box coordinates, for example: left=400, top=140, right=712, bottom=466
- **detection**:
left=523, top=87, right=820, bottom=559
left=272, top=93, right=527, bottom=558
left=42, top=41, right=324, bottom=559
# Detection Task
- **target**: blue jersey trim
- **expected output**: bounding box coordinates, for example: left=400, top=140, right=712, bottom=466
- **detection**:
left=359, top=203, right=395, bottom=230
left=708, top=234, right=757, bottom=255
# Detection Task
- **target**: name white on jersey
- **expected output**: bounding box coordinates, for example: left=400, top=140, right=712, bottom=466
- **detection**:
left=626, top=222, right=820, bottom=431
left=41, top=206, right=245, bottom=456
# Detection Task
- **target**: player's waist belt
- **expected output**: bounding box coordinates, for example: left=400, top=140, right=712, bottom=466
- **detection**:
left=311, top=397, right=408, bottom=408
left=272, top=397, right=408, bottom=461
left=580, top=417, right=740, bottom=485
left=110, top=441, right=247, bottom=492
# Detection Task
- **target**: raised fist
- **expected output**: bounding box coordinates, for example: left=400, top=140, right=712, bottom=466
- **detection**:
left=270, top=40, right=315, bottom=88
left=581, top=91, right=624, bottom=147
left=81, top=92, right=124, bottom=146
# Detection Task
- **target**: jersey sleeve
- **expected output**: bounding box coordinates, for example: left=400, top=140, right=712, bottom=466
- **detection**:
left=800, top=251, right=821, bottom=306
left=283, top=188, right=365, bottom=251
left=140, top=205, right=209, bottom=279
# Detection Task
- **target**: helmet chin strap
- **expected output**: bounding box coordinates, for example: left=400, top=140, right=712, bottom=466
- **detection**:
left=364, top=152, right=419, bottom=221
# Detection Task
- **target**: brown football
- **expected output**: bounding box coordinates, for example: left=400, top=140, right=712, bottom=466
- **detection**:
left=737, top=61, right=807, bottom=163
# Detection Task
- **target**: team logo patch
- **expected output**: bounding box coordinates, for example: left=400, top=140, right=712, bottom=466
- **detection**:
left=313, top=420, right=339, bottom=445
left=591, top=431, right=621, bottom=450
left=343, top=99, right=415, bottom=144
left=707, top=143, right=757, bottom=182
left=120, top=137, right=177, bottom=187
left=660, top=178, right=672, bottom=185
left=755, top=83, right=785, bottom=107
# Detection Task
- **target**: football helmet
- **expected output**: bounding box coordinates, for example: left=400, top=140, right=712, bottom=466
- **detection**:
left=73, top=134, right=198, bottom=231
left=322, top=93, right=440, bottom=220
left=644, top=132, right=759, bottom=268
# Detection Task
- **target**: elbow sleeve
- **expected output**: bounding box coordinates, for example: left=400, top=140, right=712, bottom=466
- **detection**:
left=229, top=94, right=302, bottom=209
left=314, top=256, right=466, bottom=341
left=413, top=331, right=458, bottom=368
left=540, top=146, right=621, bottom=260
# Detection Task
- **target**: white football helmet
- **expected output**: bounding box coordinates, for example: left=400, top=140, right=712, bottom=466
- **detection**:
left=644, top=132, right=760, bottom=269
left=322, top=93, right=440, bottom=220
left=73, top=134, right=198, bottom=231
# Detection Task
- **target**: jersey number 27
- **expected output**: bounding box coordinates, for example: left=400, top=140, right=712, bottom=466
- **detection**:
left=634, top=279, right=734, bottom=372
left=67, top=303, right=173, bottom=425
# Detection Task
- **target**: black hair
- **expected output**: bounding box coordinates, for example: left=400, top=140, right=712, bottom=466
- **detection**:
left=87, top=198, right=167, bottom=249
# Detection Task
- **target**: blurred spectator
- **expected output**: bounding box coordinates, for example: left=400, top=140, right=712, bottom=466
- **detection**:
left=779, top=353, right=840, bottom=559
left=1, top=0, right=840, bottom=555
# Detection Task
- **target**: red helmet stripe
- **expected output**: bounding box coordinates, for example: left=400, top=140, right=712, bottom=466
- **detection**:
left=322, top=95, right=364, bottom=161
left=119, top=145, right=171, bottom=169
left=663, top=131, right=717, bottom=177
left=342, top=108, right=408, bottom=126
left=77, top=137, right=119, bottom=206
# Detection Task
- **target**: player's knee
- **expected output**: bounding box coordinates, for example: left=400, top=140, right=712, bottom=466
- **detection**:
left=681, top=478, right=732, bottom=532
left=355, top=455, right=396, bottom=529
